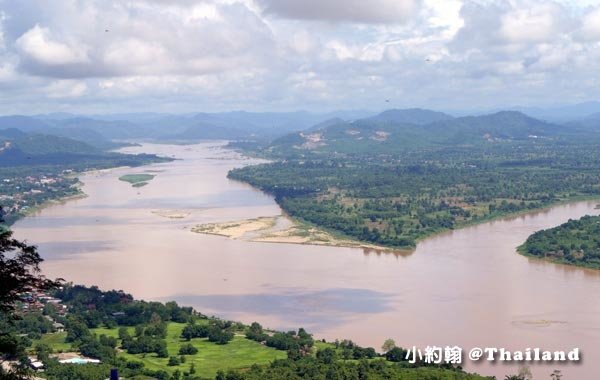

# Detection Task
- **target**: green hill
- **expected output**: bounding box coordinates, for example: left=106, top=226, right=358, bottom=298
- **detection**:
left=268, top=111, right=574, bottom=156
left=365, top=108, right=454, bottom=124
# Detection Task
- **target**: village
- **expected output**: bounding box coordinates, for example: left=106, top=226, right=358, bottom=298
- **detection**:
left=12, top=290, right=103, bottom=375
left=0, top=170, right=79, bottom=224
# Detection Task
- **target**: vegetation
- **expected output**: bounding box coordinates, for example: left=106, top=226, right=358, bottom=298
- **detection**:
left=11, top=284, right=496, bottom=380
left=0, top=215, right=558, bottom=379
left=0, top=210, right=60, bottom=313
left=519, top=215, right=600, bottom=269
left=0, top=131, right=169, bottom=224
left=119, top=174, right=156, bottom=187
left=0, top=211, right=61, bottom=379
left=230, top=111, right=600, bottom=249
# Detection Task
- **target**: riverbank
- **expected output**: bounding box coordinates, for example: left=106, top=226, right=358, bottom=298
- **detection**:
left=191, top=215, right=399, bottom=251
left=516, top=213, right=600, bottom=270
left=13, top=142, right=600, bottom=379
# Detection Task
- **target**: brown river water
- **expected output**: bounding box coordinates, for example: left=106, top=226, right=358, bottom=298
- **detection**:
left=12, top=142, right=600, bottom=379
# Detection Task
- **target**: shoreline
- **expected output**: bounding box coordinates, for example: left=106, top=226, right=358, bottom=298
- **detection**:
left=7, top=165, right=136, bottom=226
left=188, top=195, right=596, bottom=255
left=12, top=141, right=600, bottom=258
left=191, top=215, right=402, bottom=252
left=10, top=190, right=88, bottom=226
left=516, top=240, right=600, bottom=272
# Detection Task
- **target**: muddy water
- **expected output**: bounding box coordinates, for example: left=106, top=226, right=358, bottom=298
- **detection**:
left=13, top=142, right=600, bottom=379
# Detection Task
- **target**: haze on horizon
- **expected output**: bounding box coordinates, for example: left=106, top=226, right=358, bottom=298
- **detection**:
left=0, top=0, right=600, bottom=115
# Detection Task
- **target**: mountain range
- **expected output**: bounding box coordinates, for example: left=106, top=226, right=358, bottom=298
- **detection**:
left=267, top=109, right=600, bottom=155
left=1, top=108, right=600, bottom=160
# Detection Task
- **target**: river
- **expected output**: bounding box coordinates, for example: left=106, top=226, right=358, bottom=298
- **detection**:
left=12, top=142, right=600, bottom=379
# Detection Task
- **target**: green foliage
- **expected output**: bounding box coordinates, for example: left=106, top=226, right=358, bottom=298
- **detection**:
left=231, top=140, right=600, bottom=249
left=119, top=174, right=155, bottom=186
left=0, top=214, right=60, bottom=370
left=168, top=355, right=180, bottom=366
left=216, top=356, right=492, bottom=380
left=178, top=343, right=198, bottom=355
left=520, top=215, right=600, bottom=268
left=207, top=326, right=234, bottom=345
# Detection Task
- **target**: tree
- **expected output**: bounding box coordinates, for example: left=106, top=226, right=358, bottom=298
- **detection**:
left=0, top=209, right=61, bottom=312
left=381, top=338, right=396, bottom=353
left=34, top=342, right=53, bottom=362
left=168, top=356, right=180, bottom=366
left=0, top=210, right=60, bottom=378
left=170, top=369, right=181, bottom=380
left=179, top=343, right=198, bottom=355
left=385, top=347, right=407, bottom=362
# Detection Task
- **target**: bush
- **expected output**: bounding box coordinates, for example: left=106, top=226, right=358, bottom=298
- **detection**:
left=208, top=327, right=234, bottom=345
left=167, top=356, right=180, bottom=366
left=179, top=343, right=198, bottom=355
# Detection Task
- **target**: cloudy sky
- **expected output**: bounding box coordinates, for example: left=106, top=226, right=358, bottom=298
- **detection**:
left=0, top=0, right=599, bottom=114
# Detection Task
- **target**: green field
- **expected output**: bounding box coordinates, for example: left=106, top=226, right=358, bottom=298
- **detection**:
left=37, top=322, right=286, bottom=378
left=119, top=174, right=155, bottom=187
left=36, top=332, right=71, bottom=352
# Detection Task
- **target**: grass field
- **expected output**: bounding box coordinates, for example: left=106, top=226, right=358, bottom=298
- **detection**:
left=36, top=322, right=286, bottom=378
left=36, top=331, right=72, bottom=352
left=119, top=174, right=155, bottom=187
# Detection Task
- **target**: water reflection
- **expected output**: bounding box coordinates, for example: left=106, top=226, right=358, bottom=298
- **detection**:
left=170, top=288, right=394, bottom=330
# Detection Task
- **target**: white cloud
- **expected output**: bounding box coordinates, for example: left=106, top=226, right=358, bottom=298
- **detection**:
left=0, top=0, right=599, bottom=113
left=499, top=2, right=567, bottom=44
left=580, top=7, right=600, bottom=40
left=257, top=0, right=419, bottom=24
left=103, top=38, right=169, bottom=73
left=0, top=11, right=5, bottom=50
left=16, top=25, right=89, bottom=65
left=45, top=80, right=88, bottom=98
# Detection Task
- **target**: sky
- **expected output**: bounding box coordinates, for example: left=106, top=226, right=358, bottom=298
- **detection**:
left=0, top=0, right=599, bottom=114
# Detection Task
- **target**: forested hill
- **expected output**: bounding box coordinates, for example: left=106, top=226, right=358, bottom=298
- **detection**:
left=266, top=110, right=597, bottom=156
left=363, top=108, right=454, bottom=124
left=0, top=131, right=156, bottom=167
left=519, top=214, right=600, bottom=269
left=230, top=109, right=600, bottom=250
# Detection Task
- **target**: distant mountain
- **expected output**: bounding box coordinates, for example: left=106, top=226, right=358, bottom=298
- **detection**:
left=0, top=115, right=143, bottom=145
left=169, top=111, right=372, bottom=141
left=0, top=131, right=167, bottom=168
left=510, top=101, right=600, bottom=122
left=44, top=127, right=131, bottom=150
left=365, top=108, right=454, bottom=125
left=0, top=115, right=49, bottom=132
left=8, top=134, right=100, bottom=155
left=586, top=112, right=600, bottom=120
left=268, top=111, right=575, bottom=155
left=428, top=111, right=566, bottom=143
left=305, top=118, right=345, bottom=132
left=0, top=132, right=107, bottom=166
left=48, top=117, right=147, bottom=140
left=0, top=110, right=379, bottom=144
left=564, top=111, right=600, bottom=133
left=0, top=128, right=27, bottom=139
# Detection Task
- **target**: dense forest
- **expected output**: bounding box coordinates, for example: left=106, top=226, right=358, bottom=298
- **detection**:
left=519, top=215, right=600, bottom=269
left=229, top=111, right=600, bottom=249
